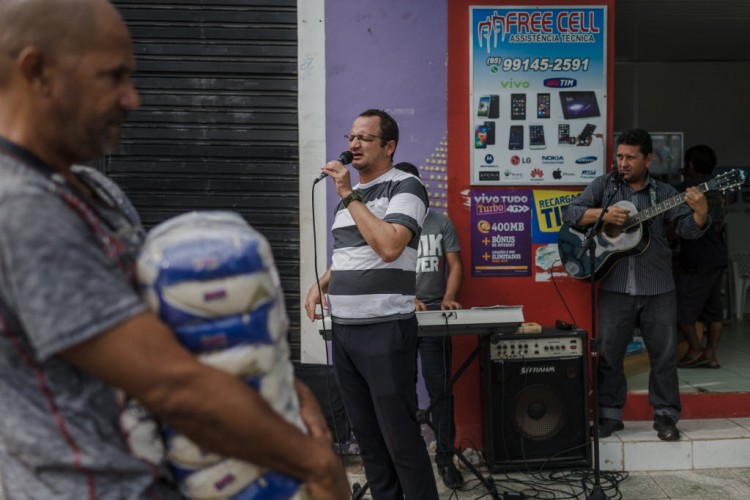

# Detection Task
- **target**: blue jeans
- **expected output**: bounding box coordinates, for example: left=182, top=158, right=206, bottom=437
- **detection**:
left=597, top=290, right=681, bottom=422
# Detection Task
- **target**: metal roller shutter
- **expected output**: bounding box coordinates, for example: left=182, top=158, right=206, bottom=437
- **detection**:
left=107, top=0, right=302, bottom=359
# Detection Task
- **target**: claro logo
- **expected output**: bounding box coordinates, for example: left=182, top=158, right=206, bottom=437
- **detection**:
left=520, top=365, right=556, bottom=375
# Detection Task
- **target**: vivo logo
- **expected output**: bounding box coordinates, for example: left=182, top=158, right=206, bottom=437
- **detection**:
left=576, top=156, right=597, bottom=164
left=499, top=78, right=530, bottom=89
left=520, top=365, right=556, bottom=375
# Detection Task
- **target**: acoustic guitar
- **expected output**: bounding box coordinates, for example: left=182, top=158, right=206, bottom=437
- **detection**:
left=557, top=169, right=746, bottom=281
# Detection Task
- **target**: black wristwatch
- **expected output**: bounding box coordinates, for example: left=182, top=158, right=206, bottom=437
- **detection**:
left=342, top=189, right=363, bottom=208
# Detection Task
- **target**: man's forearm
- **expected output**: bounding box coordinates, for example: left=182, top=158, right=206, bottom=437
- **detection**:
left=61, top=314, right=345, bottom=493
left=155, top=365, right=340, bottom=487
left=346, top=201, right=412, bottom=262
left=443, top=252, right=463, bottom=303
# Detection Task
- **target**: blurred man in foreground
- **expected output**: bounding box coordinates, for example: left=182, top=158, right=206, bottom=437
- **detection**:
left=0, top=0, right=348, bottom=497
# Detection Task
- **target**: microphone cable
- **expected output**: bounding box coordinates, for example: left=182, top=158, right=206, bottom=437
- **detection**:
left=310, top=180, right=345, bottom=456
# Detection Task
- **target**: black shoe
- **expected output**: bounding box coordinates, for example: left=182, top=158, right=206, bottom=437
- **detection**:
left=595, top=418, right=624, bottom=438
left=653, top=414, right=680, bottom=441
left=438, top=463, right=464, bottom=489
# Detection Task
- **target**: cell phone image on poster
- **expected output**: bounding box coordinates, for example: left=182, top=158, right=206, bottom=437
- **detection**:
left=475, top=126, right=488, bottom=148
left=536, top=93, right=550, bottom=119
left=483, top=121, right=496, bottom=145
left=488, top=95, right=499, bottom=118
left=511, top=93, right=526, bottom=120
left=558, top=123, right=571, bottom=145
left=529, top=125, right=546, bottom=149
left=559, top=91, right=601, bottom=119
left=477, top=96, right=490, bottom=117
left=508, top=125, right=523, bottom=150
left=576, top=123, right=597, bottom=146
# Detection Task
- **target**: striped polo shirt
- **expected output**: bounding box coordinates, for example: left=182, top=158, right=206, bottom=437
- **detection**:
left=328, top=168, right=428, bottom=324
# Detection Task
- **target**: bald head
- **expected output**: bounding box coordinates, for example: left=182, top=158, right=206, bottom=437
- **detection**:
left=0, top=0, right=138, bottom=169
left=0, top=0, right=123, bottom=87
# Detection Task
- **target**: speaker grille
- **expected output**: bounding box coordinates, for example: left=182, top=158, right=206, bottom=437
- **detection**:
left=513, top=385, right=564, bottom=440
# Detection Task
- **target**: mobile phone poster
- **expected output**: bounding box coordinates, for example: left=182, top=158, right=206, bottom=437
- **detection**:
left=470, top=6, right=607, bottom=186
left=470, top=189, right=532, bottom=277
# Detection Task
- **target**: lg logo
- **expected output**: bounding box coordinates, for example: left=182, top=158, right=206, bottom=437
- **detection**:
left=510, top=156, right=531, bottom=166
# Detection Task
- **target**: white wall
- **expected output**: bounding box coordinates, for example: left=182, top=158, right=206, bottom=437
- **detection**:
left=298, top=0, right=329, bottom=364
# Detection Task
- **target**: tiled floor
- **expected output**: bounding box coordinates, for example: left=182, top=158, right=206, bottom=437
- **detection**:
left=628, top=317, right=750, bottom=393
left=599, top=418, right=750, bottom=472
left=343, top=454, right=750, bottom=499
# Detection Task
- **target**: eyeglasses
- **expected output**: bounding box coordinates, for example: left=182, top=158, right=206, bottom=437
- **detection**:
left=345, top=134, right=382, bottom=143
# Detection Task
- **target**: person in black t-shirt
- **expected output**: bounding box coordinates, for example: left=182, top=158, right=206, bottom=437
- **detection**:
left=675, top=145, right=727, bottom=369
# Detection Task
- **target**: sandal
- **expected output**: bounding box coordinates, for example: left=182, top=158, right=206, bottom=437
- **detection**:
left=677, top=356, right=708, bottom=368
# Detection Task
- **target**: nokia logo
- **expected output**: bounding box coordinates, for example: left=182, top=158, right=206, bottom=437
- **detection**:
left=541, top=155, right=564, bottom=165
left=576, top=156, right=597, bottom=164
left=520, top=365, right=556, bottom=375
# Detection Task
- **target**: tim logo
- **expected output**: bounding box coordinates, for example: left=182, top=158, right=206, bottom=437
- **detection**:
left=544, top=78, right=577, bottom=88
left=576, top=156, right=597, bottom=164
left=520, top=365, right=555, bottom=375
left=530, top=168, right=544, bottom=178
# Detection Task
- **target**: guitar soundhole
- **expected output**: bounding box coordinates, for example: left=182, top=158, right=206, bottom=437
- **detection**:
left=603, top=224, right=623, bottom=239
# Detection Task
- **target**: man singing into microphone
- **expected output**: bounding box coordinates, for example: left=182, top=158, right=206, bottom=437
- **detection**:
left=305, top=109, right=439, bottom=499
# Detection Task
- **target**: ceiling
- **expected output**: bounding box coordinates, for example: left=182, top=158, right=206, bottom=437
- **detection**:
left=615, top=0, right=750, bottom=62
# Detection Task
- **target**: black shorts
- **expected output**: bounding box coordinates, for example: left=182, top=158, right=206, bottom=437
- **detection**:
left=676, top=267, right=725, bottom=324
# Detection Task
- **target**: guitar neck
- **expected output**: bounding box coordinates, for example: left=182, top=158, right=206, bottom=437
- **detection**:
left=624, top=181, right=709, bottom=229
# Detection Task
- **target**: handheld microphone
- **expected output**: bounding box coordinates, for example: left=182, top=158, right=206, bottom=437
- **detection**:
left=313, top=151, right=354, bottom=183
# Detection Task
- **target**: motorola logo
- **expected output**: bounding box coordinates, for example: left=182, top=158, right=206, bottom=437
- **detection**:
left=485, top=154, right=495, bottom=164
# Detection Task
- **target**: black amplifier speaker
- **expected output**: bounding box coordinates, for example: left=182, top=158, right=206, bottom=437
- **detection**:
left=480, top=328, right=591, bottom=471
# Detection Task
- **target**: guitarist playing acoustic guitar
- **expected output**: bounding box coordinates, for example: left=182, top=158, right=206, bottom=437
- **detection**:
left=560, top=128, right=709, bottom=443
